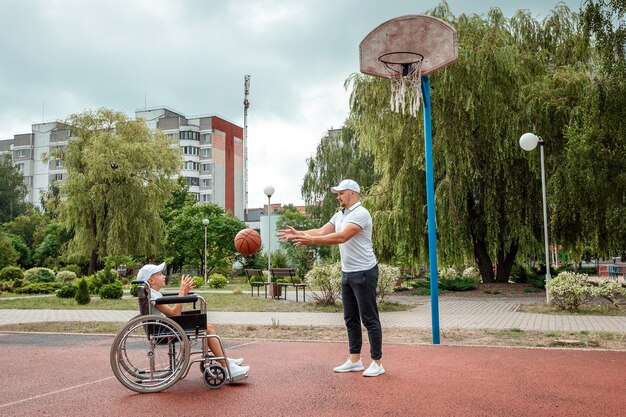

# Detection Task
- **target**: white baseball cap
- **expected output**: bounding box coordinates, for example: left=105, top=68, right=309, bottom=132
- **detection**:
left=331, top=179, right=360, bottom=194
left=137, top=262, right=166, bottom=282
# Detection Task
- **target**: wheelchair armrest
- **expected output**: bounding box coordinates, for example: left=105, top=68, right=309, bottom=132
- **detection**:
left=131, top=280, right=144, bottom=285
left=155, top=294, right=198, bottom=304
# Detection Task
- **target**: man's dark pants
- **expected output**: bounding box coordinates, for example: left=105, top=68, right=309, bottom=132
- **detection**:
left=341, top=264, right=382, bottom=360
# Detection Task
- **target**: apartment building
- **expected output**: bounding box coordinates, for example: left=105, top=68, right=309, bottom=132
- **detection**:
left=0, top=107, right=245, bottom=219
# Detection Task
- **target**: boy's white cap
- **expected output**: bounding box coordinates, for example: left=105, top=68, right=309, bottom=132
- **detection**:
left=331, top=179, right=360, bottom=194
left=137, top=262, right=166, bottom=282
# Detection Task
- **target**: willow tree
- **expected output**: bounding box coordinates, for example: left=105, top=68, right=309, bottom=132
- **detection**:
left=57, top=108, right=180, bottom=275
left=547, top=0, right=626, bottom=259
left=302, top=126, right=379, bottom=226
left=347, top=3, right=588, bottom=282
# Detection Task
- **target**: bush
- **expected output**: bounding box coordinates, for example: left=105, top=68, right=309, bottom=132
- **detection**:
left=208, top=273, right=228, bottom=289
left=527, top=272, right=545, bottom=289
left=510, top=264, right=529, bottom=283
left=377, top=264, right=400, bottom=303
left=130, top=283, right=140, bottom=297
left=59, top=264, right=82, bottom=277
left=0, top=280, right=16, bottom=292
left=99, top=281, right=124, bottom=299
left=192, top=276, right=204, bottom=289
left=57, top=285, right=77, bottom=298
left=0, top=266, right=24, bottom=282
left=15, top=282, right=61, bottom=294
left=248, top=275, right=265, bottom=285
left=56, top=270, right=77, bottom=283
left=593, top=280, right=626, bottom=308
left=96, top=260, right=119, bottom=286
left=547, top=271, right=593, bottom=310
left=438, top=266, right=479, bottom=291
left=75, top=278, right=91, bottom=305
left=24, top=267, right=56, bottom=283
left=305, top=262, right=341, bottom=305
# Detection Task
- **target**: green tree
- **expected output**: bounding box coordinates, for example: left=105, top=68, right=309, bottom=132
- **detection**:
left=0, top=155, right=27, bottom=223
left=2, top=207, right=49, bottom=249
left=5, top=233, right=32, bottom=268
left=0, top=233, right=20, bottom=269
left=276, top=205, right=319, bottom=276
left=302, top=127, right=379, bottom=225
left=56, top=108, right=181, bottom=275
left=33, top=222, right=67, bottom=268
left=346, top=3, right=589, bottom=282
left=165, top=204, right=247, bottom=277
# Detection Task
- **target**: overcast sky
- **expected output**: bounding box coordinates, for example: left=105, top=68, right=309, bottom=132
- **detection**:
left=0, top=0, right=582, bottom=208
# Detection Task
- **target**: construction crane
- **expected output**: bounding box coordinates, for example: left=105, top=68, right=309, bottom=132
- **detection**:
left=243, top=74, right=251, bottom=216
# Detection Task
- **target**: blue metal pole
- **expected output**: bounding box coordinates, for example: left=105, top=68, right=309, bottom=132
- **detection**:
left=421, top=75, right=440, bottom=344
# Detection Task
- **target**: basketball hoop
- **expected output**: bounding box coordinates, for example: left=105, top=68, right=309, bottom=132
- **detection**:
left=360, top=14, right=458, bottom=118
left=378, top=52, right=424, bottom=116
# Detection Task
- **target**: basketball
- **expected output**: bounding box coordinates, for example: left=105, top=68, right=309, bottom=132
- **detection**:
left=234, top=228, right=262, bottom=257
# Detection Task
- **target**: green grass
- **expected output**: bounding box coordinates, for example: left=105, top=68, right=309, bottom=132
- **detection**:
left=519, top=303, right=626, bottom=316
left=0, top=291, right=415, bottom=313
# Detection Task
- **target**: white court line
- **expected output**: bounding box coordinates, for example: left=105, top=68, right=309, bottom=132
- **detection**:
left=0, top=376, right=115, bottom=409
left=228, top=340, right=259, bottom=349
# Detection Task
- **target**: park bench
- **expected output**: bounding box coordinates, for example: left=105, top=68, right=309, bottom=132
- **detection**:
left=270, top=268, right=307, bottom=302
left=244, top=268, right=269, bottom=298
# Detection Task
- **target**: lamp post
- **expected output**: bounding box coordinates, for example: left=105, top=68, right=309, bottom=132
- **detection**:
left=519, top=132, right=551, bottom=304
left=202, top=218, right=209, bottom=286
left=264, top=185, right=274, bottom=284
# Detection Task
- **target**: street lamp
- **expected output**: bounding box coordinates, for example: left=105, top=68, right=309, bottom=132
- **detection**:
left=519, top=132, right=551, bottom=304
left=202, top=218, right=209, bottom=285
left=264, top=185, right=274, bottom=284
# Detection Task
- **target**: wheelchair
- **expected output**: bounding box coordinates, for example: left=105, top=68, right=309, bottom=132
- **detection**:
left=110, top=280, right=248, bottom=393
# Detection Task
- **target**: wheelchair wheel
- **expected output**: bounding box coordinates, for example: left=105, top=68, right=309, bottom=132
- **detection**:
left=110, top=315, right=190, bottom=393
left=203, top=364, right=227, bottom=389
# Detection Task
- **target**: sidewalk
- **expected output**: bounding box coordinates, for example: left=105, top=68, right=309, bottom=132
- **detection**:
left=2, top=298, right=626, bottom=332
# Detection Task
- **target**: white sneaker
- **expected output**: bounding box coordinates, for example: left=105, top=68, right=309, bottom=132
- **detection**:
left=333, top=358, right=364, bottom=373
left=228, top=364, right=250, bottom=378
left=228, top=357, right=244, bottom=366
left=362, top=361, right=385, bottom=377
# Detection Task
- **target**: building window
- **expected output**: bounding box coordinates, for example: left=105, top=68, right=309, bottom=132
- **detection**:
left=201, top=133, right=212, bottom=144
left=54, top=159, right=63, bottom=168
left=201, top=178, right=212, bottom=188
left=202, top=163, right=212, bottom=173
left=201, top=193, right=212, bottom=203
left=184, top=177, right=199, bottom=186
left=194, top=193, right=200, bottom=202
left=182, top=146, right=198, bottom=155
left=202, top=148, right=212, bottom=158
left=183, top=161, right=198, bottom=170
left=51, top=173, right=64, bottom=181
left=16, top=163, right=24, bottom=172
left=179, top=131, right=199, bottom=141
left=17, top=149, right=27, bottom=158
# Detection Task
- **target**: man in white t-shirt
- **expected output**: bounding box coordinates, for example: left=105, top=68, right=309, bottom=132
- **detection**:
left=277, top=179, right=383, bottom=377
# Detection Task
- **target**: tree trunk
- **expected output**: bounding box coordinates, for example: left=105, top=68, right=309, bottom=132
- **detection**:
left=495, top=240, right=519, bottom=283
left=87, top=213, right=99, bottom=276
left=473, top=238, right=495, bottom=283
left=88, top=249, right=99, bottom=276
left=467, top=193, right=494, bottom=283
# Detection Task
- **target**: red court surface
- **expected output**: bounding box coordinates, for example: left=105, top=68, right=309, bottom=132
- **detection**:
left=1, top=332, right=624, bottom=417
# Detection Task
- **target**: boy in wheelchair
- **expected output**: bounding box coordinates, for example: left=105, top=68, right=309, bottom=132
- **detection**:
left=137, top=263, right=250, bottom=379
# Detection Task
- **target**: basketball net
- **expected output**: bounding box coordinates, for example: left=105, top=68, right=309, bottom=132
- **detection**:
left=386, top=61, right=423, bottom=117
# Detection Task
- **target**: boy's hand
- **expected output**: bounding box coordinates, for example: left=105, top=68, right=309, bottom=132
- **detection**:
left=179, top=274, right=195, bottom=295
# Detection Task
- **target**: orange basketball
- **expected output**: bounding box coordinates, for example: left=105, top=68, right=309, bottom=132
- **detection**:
left=234, top=228, right=262, bottom=256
